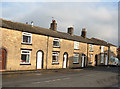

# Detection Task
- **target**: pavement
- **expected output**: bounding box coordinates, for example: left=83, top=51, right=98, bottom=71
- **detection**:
left=2, top=66, right=120, bottom=87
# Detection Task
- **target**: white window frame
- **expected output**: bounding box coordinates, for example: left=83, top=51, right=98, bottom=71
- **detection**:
left=52, top=52, right=59, bottom=63
left=53, top=38, right=60, bottom=47
left=111, top=47, right=113, bottom=52
left=22, top=32, right=32, bottom=44
left=101, top=46, right=104, bottom=53
left=73, top=53, right=79, bottom=63
left=21, top=50, right=31, bottom=64
left=89, top=54, right=93, bottom=63
left=89, top=44, right=93, bottom=51
left=101, top=54, right=104, bottom=63
left=74, top=41, right=79, bottom=50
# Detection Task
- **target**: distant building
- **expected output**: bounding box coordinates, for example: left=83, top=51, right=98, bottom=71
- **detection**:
left=117, top=46, right=120, bottom=60
left=0, top=18, right=117, bottom=71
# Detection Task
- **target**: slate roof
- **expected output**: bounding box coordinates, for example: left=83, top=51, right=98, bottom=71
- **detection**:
left=0, top=18, right=94, bottom=44
left=90, top=38, right=116, bottom=47
left=0, top=18, right=117, bottom=47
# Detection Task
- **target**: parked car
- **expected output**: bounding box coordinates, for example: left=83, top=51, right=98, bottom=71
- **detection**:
left=109, top=57, right=119, bottom=66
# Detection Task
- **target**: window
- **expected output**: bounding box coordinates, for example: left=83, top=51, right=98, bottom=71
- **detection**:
left=74, top=41, right=79, bottom=50
left=73, top=53, right=79, bottom=63
left=53, top=38, right=60, bottom=47
left=22, top=32, right=32, bottom=44
left=52, top=52, right=59, bottom=63
left=101, top=46, right=104, bottom=53
left=21, top=50, right=31, bottom=64
left=101, top=54, right=104, bottom=63
left=111, top=47, right=113, bottom=52
left=89, top=44, right=93, bottom=51
left=89, top=54, right=93, bottom=63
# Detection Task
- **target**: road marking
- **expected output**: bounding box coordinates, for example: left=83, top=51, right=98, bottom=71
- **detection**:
left=32, top=82, right=41, bottom=84
left=32, top=77, right=70, bottom=84
left=35, top=74, right=42, bottom=75
left=44, top=80, right=51, bottom=83
left=56, top=79, right=61, bottom=81
left=62, top=77, right=70, bottom=80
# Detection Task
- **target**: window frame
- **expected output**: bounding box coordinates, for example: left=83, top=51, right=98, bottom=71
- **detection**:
left=74, top=41, right=79, bottom=50
left=101, top=46, right=104, bottom=53
left=52, top=51, right=59, bottom=64
left=73, top=53, right=79, bottom=63
left=101, top=54, right=104, bottom=63
left=53, top=38, right=60, bottom=48
left=20, top=50, right=31, bottom=64
left=89, top=44, right=93, bottom=51
left=89, top=54, right=93, bottom=63
left=111, top=47, right=113, bottom=52
left=22, top=32, right=32, bottom=44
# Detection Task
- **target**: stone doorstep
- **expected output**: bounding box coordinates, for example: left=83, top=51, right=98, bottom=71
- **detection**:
left=1, top=68, right=83, bottom=75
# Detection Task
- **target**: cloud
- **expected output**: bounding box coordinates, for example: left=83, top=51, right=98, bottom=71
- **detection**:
left=2, top=2, right=118, bottom=46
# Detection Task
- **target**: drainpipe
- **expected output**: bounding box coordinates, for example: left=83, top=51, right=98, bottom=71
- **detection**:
left=46, top=36, right=49, bottom=69
left=108, top=45, right=110, bottom=63
left=86, top=43, right=89, bottom=66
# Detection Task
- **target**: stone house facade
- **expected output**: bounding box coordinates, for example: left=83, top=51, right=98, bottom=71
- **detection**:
left=0, top=19, right=117, bottom=71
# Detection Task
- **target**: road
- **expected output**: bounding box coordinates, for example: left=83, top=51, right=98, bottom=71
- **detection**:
left=2, top=66, right=119, bottom=87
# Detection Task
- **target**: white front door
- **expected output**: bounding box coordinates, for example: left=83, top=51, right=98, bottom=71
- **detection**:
left=82, top=56, right=85, bottom=67
left=37, top=51, right=42, bottom=69
left=63, top=54, right=67, bottom=68
left=105, top=56, right=108, bottom=65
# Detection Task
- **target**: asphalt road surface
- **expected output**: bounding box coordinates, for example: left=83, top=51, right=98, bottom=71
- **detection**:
left=2, top=66, right=120, bottom=87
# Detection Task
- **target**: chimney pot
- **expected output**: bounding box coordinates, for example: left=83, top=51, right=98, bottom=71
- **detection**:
left=81, top=28, right=87, bottom=38
left=67, top=27, right=74, bottom=35
left=50, top=20, right=57, bottom=31
left=31, top=21, right=34, bottom=27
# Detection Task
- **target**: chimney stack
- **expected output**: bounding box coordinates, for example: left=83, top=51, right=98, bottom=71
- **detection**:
left=81, top=28, right=87, bottom=38
left=67, top=27, right=74, bottom=35
left=31, top=21, right=34, bottom=27
left=50, top=20, right=57, bottom=31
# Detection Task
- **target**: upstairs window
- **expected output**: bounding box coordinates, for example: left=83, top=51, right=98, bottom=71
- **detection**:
left=53, top=38, right=60, bottom=47
left=52, top=52, right=59, bottom=63
left=89, top=44, right=93, bottom=51
left=22, top=32, right=32, bottom=44
left=101, top=54, right=104, bottom=63
left=21, top=50, right=31, bottom=64
left=101, top=46, right=104, bottom=53
left=74, top=41, right=79, bottom=50
left=73, top=53, right=79, bottom=63
left=111, top=47, right=113, bottom=52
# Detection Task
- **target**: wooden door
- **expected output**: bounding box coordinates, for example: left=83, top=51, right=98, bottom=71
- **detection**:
left=0, top=49, right=6, bottom=70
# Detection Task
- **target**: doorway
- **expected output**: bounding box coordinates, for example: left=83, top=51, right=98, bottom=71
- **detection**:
left=36, top=50, right=44, bottom=69
left=81, top=54, right=86, bottom=67
left=0, top=48, right=7, bottom=70
left=105, top=56, right=108, bottom=65
left=63, top=52, right=68, bottom=68
left=95, top=55, right=98, bottom=66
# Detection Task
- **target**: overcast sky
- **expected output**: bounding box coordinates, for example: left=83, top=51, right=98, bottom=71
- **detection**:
left=1, top=0, right=119, bottom=47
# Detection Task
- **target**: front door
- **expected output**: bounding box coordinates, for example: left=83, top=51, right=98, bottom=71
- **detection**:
left=95, top=55, right=97, bottom=66
left=81, top=55, right=85, bottom=67
left=37, top=51, right=43, bottom=69
left=63, top=53, right=67, bottom=68
left=0, top=49, right=6, bottom=70
left=105, top=56, right=108, bottom=65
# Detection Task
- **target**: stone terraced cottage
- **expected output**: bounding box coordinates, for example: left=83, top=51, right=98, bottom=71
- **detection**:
left=0, top=18, right=117, bottom=71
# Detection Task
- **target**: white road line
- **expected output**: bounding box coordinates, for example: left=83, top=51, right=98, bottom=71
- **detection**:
left=44, top=80, right=51, bottom=83
left=56, top=79, right=61, bottom=81
left=32, top=77, right=70, bottom=84
left=32, top=82, right=41, bottom=84
left=35, top=74, right=42, bottom=75
left=62, top=77, right=70, bottom=80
